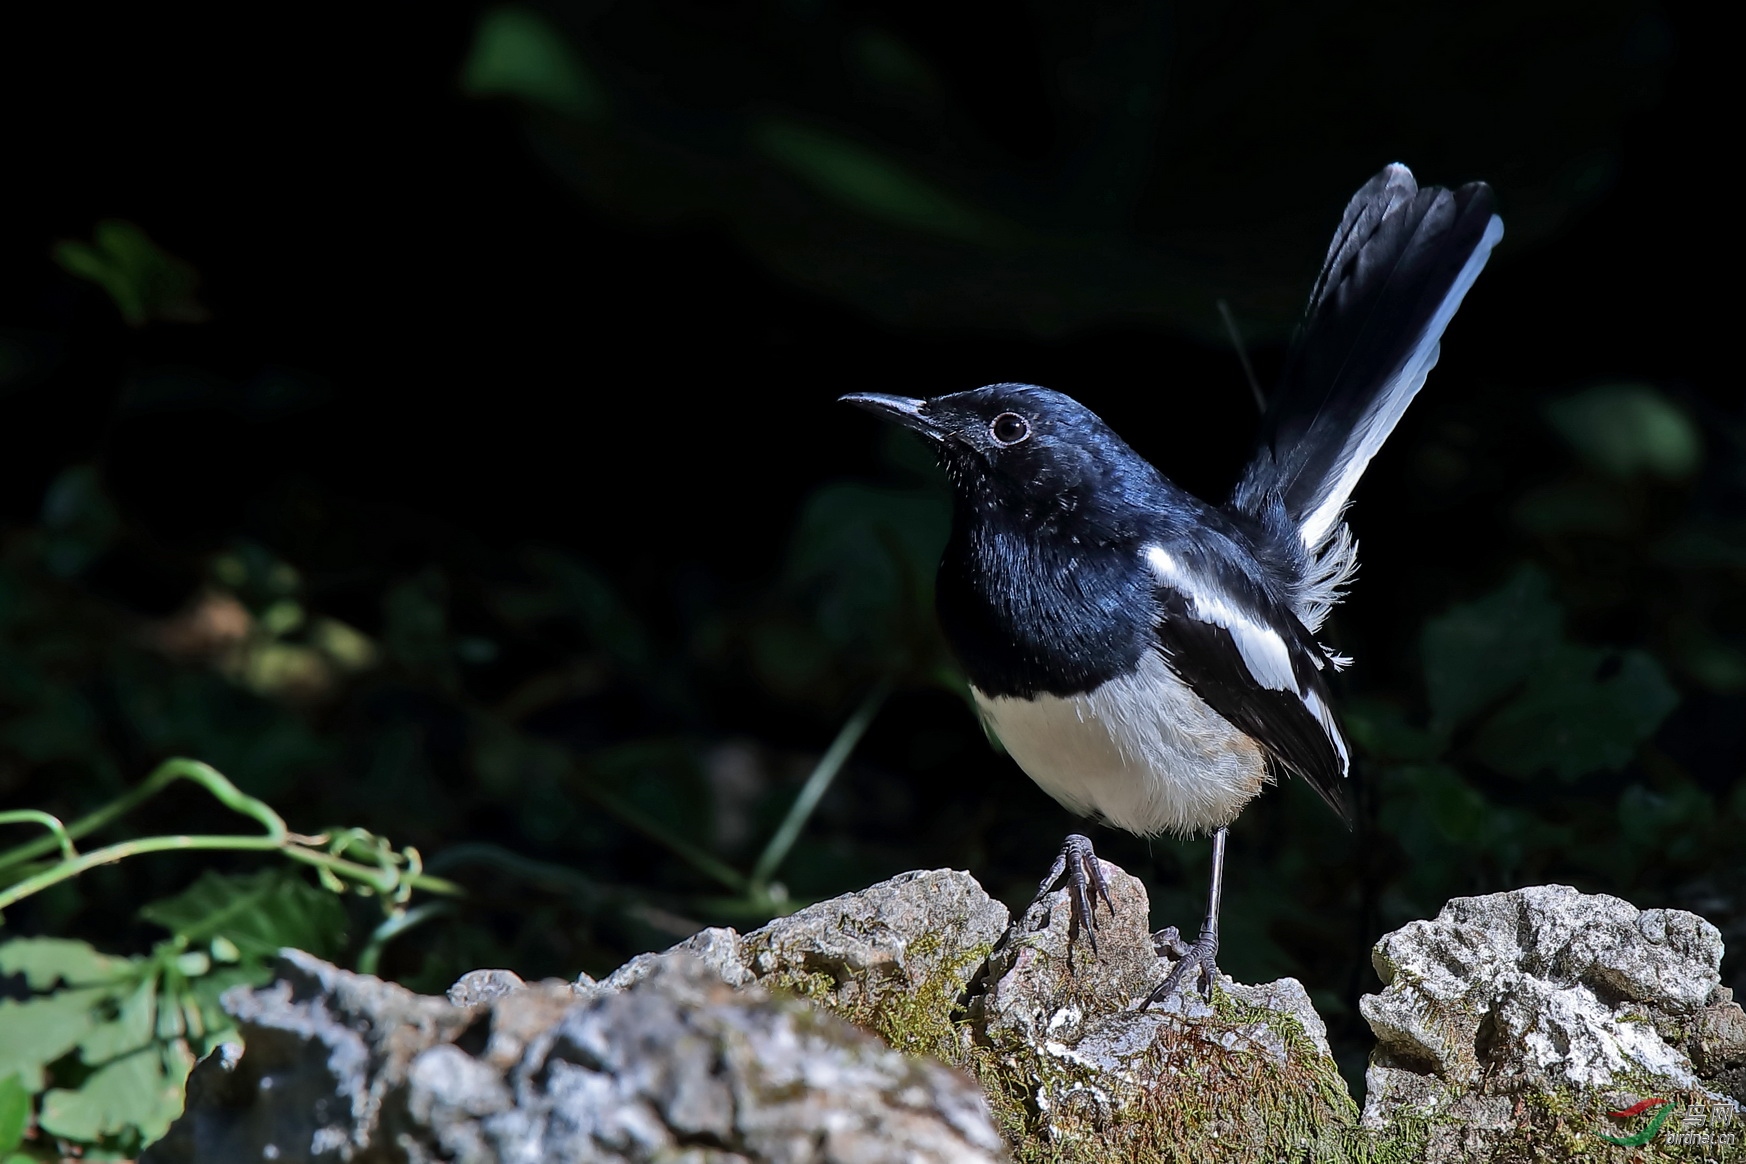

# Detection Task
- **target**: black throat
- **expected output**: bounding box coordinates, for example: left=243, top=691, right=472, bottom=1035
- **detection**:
left=935, top=500, right=1155, bottom=700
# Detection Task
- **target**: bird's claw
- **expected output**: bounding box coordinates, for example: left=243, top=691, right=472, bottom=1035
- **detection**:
left=1034, top=833, right=1114, bottom=966
left=1145, top=925, right=1220, bottom=1005
left=1151, top=924, right=1192, bottom=959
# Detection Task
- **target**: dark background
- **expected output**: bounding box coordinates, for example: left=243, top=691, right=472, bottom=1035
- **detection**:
left=2, top=0, right=1740, bottom=1092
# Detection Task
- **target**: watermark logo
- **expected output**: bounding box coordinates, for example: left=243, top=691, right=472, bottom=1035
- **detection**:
left=1599, top=1096, right=1739, bottom=1151
left=1601, top=1097, right=1674, bottom=1147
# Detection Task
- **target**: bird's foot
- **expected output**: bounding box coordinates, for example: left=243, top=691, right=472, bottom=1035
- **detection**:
left=1152, top=925, right=1191, bottom=959
left=1145, top=924, right=1220, bottom=1005
left=1033, top=833, right=1115, bottom=966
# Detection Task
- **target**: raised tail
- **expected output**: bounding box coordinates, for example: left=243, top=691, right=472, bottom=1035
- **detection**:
left=1232, top=164, right=1502, bottom=624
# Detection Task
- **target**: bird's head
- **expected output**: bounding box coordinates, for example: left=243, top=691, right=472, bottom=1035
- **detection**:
left=841, top=383, right=1154, bottom=533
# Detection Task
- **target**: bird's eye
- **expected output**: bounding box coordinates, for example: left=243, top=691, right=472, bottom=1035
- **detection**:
left=990, top=413, right=1031, bottom=446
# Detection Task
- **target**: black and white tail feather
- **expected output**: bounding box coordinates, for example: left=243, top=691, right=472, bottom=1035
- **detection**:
left=1232, top=164, right=1504, bottom=633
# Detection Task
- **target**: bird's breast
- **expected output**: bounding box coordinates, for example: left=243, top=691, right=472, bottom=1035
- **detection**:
left=972, top=650, right=1270, bottom=837
left=936, top=523, right=1153, bottom=699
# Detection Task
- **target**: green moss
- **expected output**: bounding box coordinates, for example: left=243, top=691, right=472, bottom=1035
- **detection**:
left=1354, top=1109, right=1437, bottom=1164
left=760, top=936, right=996, bottom=1067
left=967, top=983, right=1379, bottom=1164
left=1472, top=1079, right=1726, bottom=1163
left=1355, top=1064, right=1729, bottom=1164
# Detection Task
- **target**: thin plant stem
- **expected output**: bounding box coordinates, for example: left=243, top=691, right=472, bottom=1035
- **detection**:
left=750, top=679, right=890, bottom=893
left=0, top=810, right=78, bottom=862
left=0, top=758, right=284, bottom=874
left=356, top=901, right=454, bottom=976
left=0, top=757, right=464, bottom=916
left=0, top=831, right=464, bottom=915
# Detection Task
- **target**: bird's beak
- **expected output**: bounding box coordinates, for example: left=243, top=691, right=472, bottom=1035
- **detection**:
left=838, top=393, right=944, bottom=439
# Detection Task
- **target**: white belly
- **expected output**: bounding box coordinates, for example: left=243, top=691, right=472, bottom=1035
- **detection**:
left=972, top=650, right=1269, bottom=837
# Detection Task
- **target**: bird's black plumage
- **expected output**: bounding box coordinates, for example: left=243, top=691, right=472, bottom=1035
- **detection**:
left=841, top=163, right=1502, bottom=998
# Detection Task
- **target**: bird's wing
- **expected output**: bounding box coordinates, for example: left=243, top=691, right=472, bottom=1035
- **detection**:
left=1145, top=545, right=1353, bottom=825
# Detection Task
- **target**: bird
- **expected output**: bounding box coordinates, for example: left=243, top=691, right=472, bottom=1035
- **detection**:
left=841, top=163, right=1503, bottom=1002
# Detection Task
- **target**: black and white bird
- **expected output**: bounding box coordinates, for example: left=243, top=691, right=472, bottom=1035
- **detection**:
left=842, top=164, right=1502, bottom=1000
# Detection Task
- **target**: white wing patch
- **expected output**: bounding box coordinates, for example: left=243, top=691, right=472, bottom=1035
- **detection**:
left=1145, top=543, right=1350, bottom=777
left=1297, top=213, right=1505, bottom=552
left=1145, top=545, right=1295, bottom=692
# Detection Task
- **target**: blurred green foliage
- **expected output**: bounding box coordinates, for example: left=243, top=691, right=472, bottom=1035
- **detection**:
left=1544, top=382, right=1704, bottom=480
left=462, top=6, right=605, bottom=120
left=50, top=223, right=206, bottom=329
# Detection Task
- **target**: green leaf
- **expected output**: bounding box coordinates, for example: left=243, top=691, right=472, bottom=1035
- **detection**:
left=181, top=964, right=253, bottom=1054
left=462, top=6, right=604, bottom=119
left=38, top=1046, right=181, bottom=1145
left=51, top=220, right=206, bottom=327
left=139, top=869, right=347, bottom=963
left=78, top=974, right=158, bottom=1061
left=0, top=1074, right=28, bottom=1153
left=1471, top=647, right=1680, bottom=780
left=0, top=986, right=112, bottom=1090
left=754, top=118, right=1000, bottom=244
left=1421, top=566, right=1564, bottom=733
left=0, top=938, right=133, bottom=990
left=1544, top=383, right=1701, bottom=479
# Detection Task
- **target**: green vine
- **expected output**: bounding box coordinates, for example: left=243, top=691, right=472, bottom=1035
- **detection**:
left=0, top=757, right=462, bottom=919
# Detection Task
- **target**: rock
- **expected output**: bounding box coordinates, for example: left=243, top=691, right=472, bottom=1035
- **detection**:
left=445, top=969, right=526, bottom=1008
left=969, top=859, right=1359, bottom=1163
left=600, top=868, right=1010, bottom=1062
left=169, top=948, right=473, bottom=1163
left=1691, top=989, right=1746, bottom=1076
left=600, top=925, right=756, bottom=992
left=1361, top=884, right=1745, bottom=1160
left=739, top=867, right=1011, bottom=1057
left=143, top=950, right=1005, bottom=1164
left=142, top=868, right=1746, bottom=1164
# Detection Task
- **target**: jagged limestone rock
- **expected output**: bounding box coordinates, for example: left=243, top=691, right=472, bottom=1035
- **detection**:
left=610, top=862, right=1364, bottom=1162
left=1361, top=884, right=1745, bottom=1161
left=602, top=867, right=1011, bottom=1062
left=143, top=950, right=1005, bottom=1164
left=738, top=866, right=1011, bottom=1059
left=444, top=968, right=529, bottom=1008
left=142, top=869, right=1745, bottom=1164
left=967, top=859, right=1361, bottom=1164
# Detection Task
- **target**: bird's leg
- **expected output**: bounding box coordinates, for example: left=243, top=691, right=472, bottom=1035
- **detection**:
left=1146, top=826, right=1227, bottom=1004
left=1033, top=833, right=1115, bottom=966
